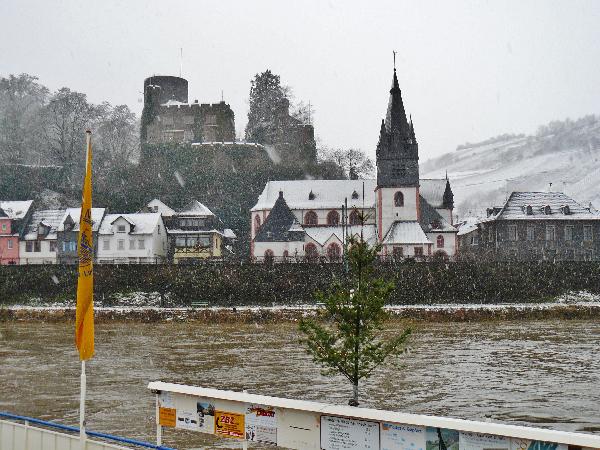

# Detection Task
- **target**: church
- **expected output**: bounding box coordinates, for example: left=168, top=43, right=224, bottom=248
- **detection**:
left=250, top=68, right=457, bottom=262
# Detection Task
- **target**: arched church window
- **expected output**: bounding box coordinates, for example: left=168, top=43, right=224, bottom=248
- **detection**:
left=436, top=235, right=444, bottom=248
left=394, top=191, right=404, bottom=207
left=349, top=210, right=361, bottom=226
left=327, top=243, right=341, bottom=261
left=327, top=210, right=340, bottom=226
left=254, top=215, right=261, bottom=232
left=305, top=243, right=319, bottom=261
left=304, top=211, right=318, bottom=226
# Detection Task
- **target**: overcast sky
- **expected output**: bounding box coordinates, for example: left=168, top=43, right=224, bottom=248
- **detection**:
left=1, top=0, right=599, bottom=163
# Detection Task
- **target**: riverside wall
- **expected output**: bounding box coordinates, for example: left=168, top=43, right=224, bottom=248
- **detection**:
left=1, top=261, right=600, bottom=307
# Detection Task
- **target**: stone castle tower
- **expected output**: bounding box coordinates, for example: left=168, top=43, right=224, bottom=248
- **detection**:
left=141, top=75, right=236, bottom=145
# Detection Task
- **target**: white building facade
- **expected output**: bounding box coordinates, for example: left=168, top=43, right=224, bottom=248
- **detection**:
left=97, top=213, right=168, bottom=264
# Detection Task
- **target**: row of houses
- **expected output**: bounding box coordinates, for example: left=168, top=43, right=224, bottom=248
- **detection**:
left=0, top=199, right=235, bottom=265
left=457, top=191, right=600, bottom=261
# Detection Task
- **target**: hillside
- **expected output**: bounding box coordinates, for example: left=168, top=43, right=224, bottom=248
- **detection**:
left=421, top=115, right=600, bottom=217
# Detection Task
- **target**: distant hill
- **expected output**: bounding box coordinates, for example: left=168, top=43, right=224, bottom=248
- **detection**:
left=420, top=115, right=600, bottom=218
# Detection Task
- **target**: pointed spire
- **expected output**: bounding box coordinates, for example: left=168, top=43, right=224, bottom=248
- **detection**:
left=385, top=68, right=410, bottom=137
left=443, top=174, right=454, bottom=210
left=409, top=114, right=416, bottom=142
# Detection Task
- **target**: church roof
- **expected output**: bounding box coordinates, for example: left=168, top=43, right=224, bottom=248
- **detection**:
left=252, top=179, right=452, bottom=213
left=419, top=196, right=456, bottom=232
left=255, top=191, right=305, bottom=242
left=383, top=221, right=431, bottom=245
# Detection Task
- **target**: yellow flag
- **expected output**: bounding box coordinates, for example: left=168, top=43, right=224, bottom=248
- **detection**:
left=75, top=131, right=94, bottom=360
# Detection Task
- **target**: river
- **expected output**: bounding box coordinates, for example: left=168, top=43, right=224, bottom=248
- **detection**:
left=0, top=320, right=598, bottom=449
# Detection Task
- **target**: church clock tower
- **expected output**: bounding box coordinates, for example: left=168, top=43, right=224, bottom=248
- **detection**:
left=375, top=68, right=421, bottom=242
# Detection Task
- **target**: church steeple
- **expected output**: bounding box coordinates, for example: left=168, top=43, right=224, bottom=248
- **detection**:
left=385, top=69, right=411, bottom=138
left=376, top=66, right=419, bottom=188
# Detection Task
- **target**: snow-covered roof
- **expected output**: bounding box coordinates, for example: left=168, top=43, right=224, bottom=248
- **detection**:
left=419, top=179, right=447, bottom=208
left=177, top=200, right=214, bottom=217
left=252, top=179, right=450, bottom=212
left=0, top=200, right=34, bottom=220
left=58, top=208, right=105, bottom=232
left=161, top=99, right=187, bottom=107
left=252, top=180, right=377, bottom=211
left=496, top=192, right=600, bottom=220
left=383, top=221, right=431, bottom=245
left=223, top=228, right=237, bottom=239
left=99, top=213, right=162, bottom=235
left=456, top=217, right=482, bottom=236
left=145, top=199, right=176, bottom=217
left=304, top=225, right=378, bottom=246
left=23, top=209, right=65, bottom=240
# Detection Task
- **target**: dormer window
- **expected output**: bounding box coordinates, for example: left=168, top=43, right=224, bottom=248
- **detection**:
left=526, top=205, right=533, bottom=215
left=543, top=205, right=551, bottom=215
left=308, top=190, right=315, bottom=200
left=351, top=190, right=359, bottom=200
left=560, top=205, right=571, bottom=215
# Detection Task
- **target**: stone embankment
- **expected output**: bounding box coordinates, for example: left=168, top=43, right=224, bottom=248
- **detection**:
left=2, top=301, right=599, bottom=323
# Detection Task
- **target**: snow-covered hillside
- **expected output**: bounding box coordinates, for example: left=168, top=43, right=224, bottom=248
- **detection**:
left=421, top=116, right=600, bottom=218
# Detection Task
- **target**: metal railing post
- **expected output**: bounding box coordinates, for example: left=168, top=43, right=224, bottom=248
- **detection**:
left=155, top=393, right=162, bottom=446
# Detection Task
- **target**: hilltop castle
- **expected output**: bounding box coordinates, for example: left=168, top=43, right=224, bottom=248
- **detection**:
left=141, top=75, right=236, bottom=145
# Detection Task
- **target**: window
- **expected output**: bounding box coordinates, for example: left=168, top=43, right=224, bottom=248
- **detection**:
left=584, top=225, right=593, bottom=241
left=546, top=225, right=556, bottom=241
left=175, top=237, right=186, bottom=247
left=264, top=249, right=274, bottom=263
left=103, top=239, right=110, bottom=250
left=282, top=250, right=289, bottom=260
left=527, top=226, right=535, bottom=241
left=7, top=239, right=13, bottom=249
left=393, top=247, right=404, bottom=258
left=565, top=226, right=574, bottom=241
left=507, top=225, right=517, bottom=241
left=188, top=237, right=198, bottom=247
left=34, top=241, right=41, bottom=252
left=129, top=240, right=135, bottom=250
left=304, top=211, right=318, bottom=226
left=327, top=210, right=340, bottom=226
left=138, top=239, right=145, bottom=250
left=349, top=210, right=361, bottom=226
left=351, top=190, right=359, bottom=200
left=49, top=241, right=57, bottom=252
left=543, top=205, right=551, bottom=215
left=414, top=247, right=424, bottom=256
left=1, top=223, right=6, bottom=231
left=327, top=243, right=341, bottom=261
left=26, top=241, right=33, bottom=252
left=436, top=235, right=444, bottom=248
left=470, top=235, right=479, bottom=245
left=488, top=228, right=494, bottom=242
left=394, top=191, right=404, bottom=207
left=117, top=224, right=126, bottom=233
left=305, top=243, right=319, bottom=261
left=118, top=239, right=125, bottom=250
left=526, top=205, right=533, bottom=215
left=254, top=215, right=261, bottom=232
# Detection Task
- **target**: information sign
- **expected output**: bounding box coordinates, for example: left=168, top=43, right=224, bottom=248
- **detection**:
left=215, top=410, right=245, bottom=439
left=158, top=407, right=176, bottom=428
left=246, top=404, right=277, bottom=445
left=381, top=423, right=426, bottom=450
left=320, top=415, right=379, bottom=450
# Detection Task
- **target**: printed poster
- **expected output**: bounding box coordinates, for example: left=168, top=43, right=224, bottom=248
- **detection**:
left=215, top=410, right=245, bottom=439
left=196, top=399, right=216, bottom=434
left=176, top=410, right=200, bottom=431
left=511, top=439, right=567, bottom=450
left=460, top=431, right=509, bottom=450
left=381, top=423, right=426, bottom=450
left=320, top=415, right=379, bottom=450
left=245, top=404, right=277, bottom=445
left=158, top=391, right=174, bottom=409
left=426, top=427, right=459, bottom=450
left=158, top=407, right=176, bottom=427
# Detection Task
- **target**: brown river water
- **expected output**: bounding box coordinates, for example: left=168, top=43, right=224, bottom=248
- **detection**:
left=0, top=320, right=599, bottom=449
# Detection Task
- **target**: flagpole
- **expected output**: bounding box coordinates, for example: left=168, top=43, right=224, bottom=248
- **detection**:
left=80, top=359, right=86, bottom=449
